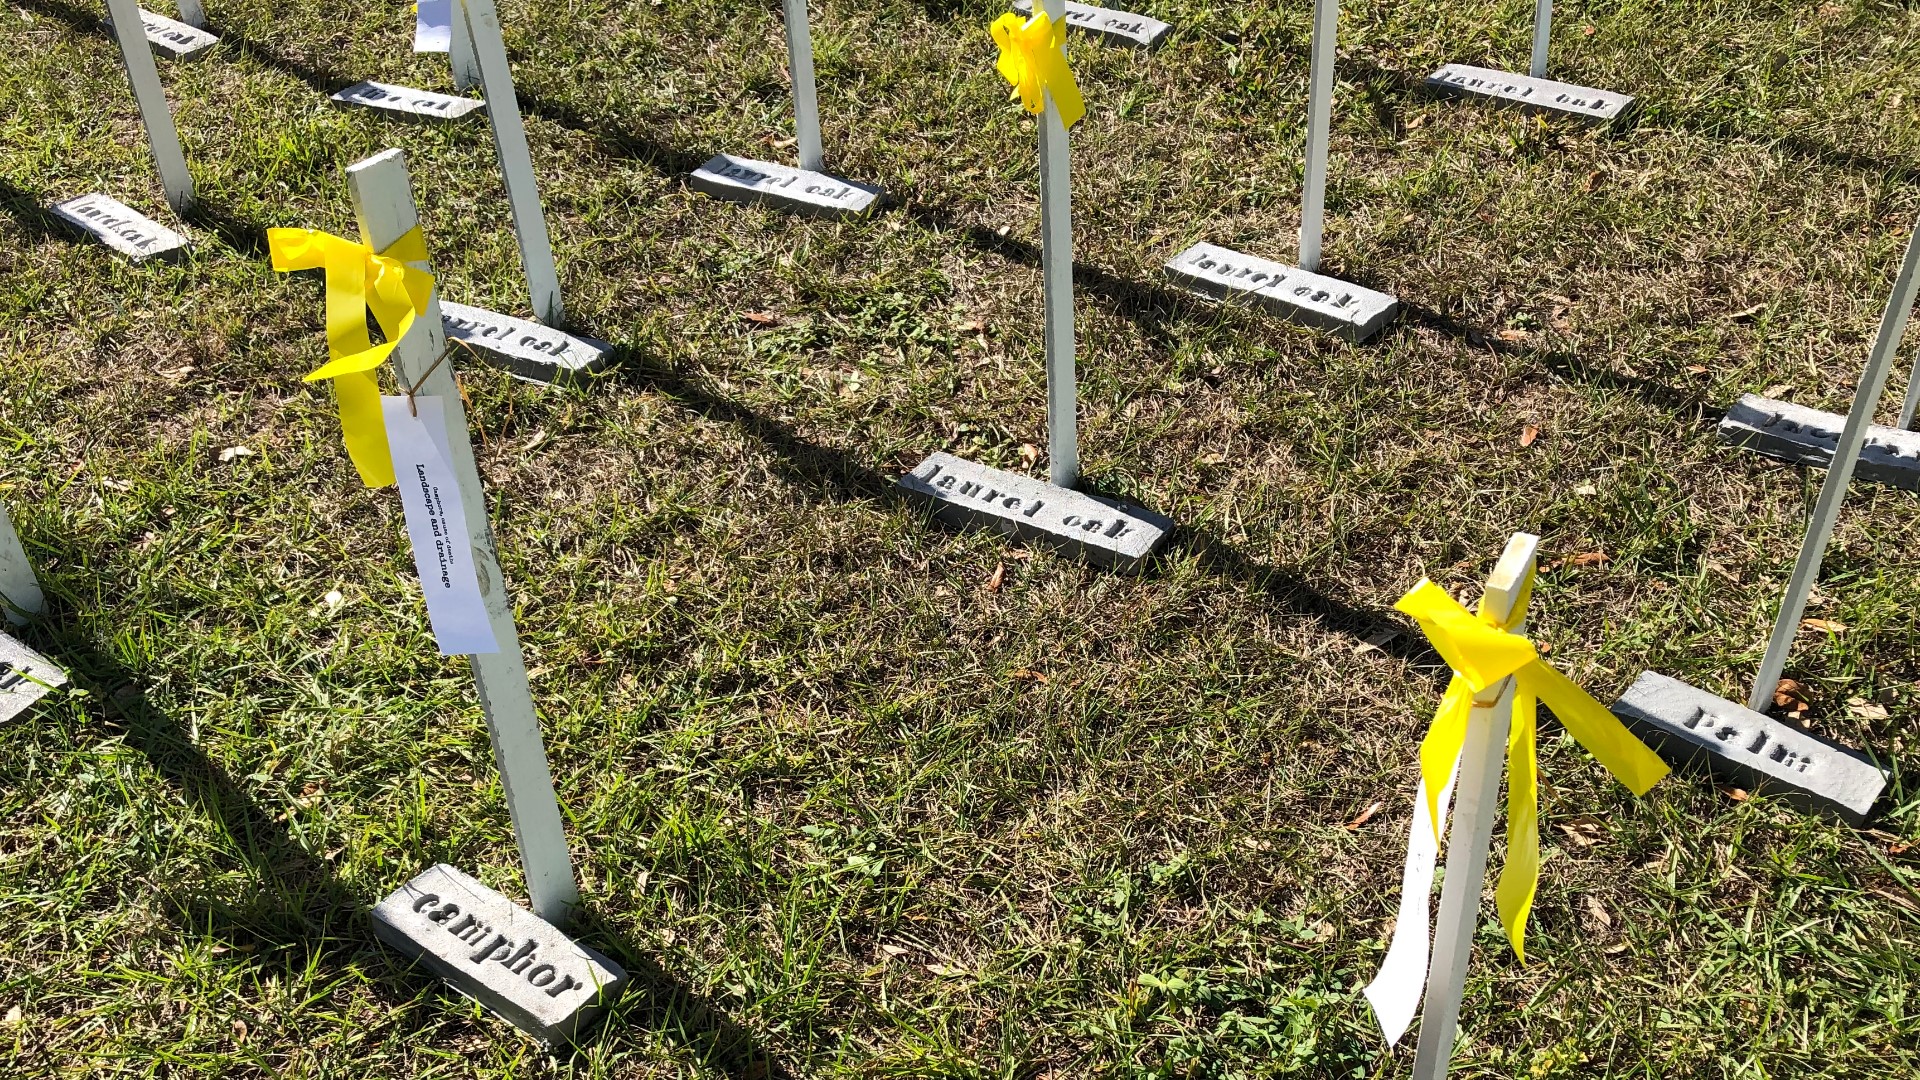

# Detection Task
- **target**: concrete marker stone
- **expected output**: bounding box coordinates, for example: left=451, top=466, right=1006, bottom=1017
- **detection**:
left=331, top=81, right=486, bottom=122
left=688, top=154, right=882, bottom=218
left=49, top=193, right=189, bottom=261
left=0, top=633, right=67, bottom=724
left=1425, top=63, right=1634, bottom=125
left=1009, top=0, right=1171, bottom=48
left=1165, top=242, right=1397, bottom=342
left=440, top=302, right=613, bottom=385
left=1610, top=670, right=1886, bottom=825
left=1718, top=393, right=1920, bottom=491
left=898, top=453, right=1172, bottom=572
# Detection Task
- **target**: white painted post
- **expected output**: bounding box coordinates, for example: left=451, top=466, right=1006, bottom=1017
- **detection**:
left=783, top=0, right=826, bottom=172
left=1897, top=351, right=1920, bottom=432
left=0, top=500, right=44, bottom=626
left=346, top=149, right=580, bottom=923
left=174, top=0, right=207, bottom=28
left=1528, top=0, right=1552, bottom=79
left=1039, top=0, right=1077, bottom=489
left=104, top=0, right=193, bottom=213
left=1298, top=0, right=1337, bottom=274
left=1748, top=218, right=1920, bottom=713
left=457, top=0, right=563, bottom=326
left=450, top=0, right=481, bottom=92
left=1409, top=532, right=1540, bottom=1080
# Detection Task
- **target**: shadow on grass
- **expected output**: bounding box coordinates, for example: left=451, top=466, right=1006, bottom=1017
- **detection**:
left=26, top=617, right=791, bottom=1077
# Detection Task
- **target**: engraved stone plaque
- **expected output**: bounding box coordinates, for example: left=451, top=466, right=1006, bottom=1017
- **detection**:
left=1165, top=242, right=1398, bottom=342
left=50, top=193, right=190, bottom=261
left=441, top=302, right=613, bottom=385
left=330, top=81, right=485, bottom=122
left=372, top=863, right=626, bottom=1045
left=898, top=453, right=1173, bottom=571
left=0, top=632, right=67, bottom=724
left=105, top=8, right=219, bottom=59
left=1009, top=0, right=1171, bottom=48
left=1610, top=671, right=1887, bottom=825
left=687, top=154, right=882, bottom=218
left=1426, top=63, right=1634, bottom=125
left=1718, top=394, right=1920, bottom=491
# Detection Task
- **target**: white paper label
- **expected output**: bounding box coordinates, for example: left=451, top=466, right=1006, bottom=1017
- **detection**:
left=414, top=0, right=452, bottom=51
left=383, top=396, right=498, bottom=655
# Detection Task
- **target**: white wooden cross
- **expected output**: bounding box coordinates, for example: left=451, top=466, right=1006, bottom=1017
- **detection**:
left=0, top=500, right=44, bottom=626
left=346, top=148, right=580, bottom=923
left=104, top=0, right=193, bottom=212
left=453, top=0, right=564, bottom=326
left=1037, top=0, right=1078, bottom=488
left=783, top=0, right=827, bottom=173
left=1747, top=218, right=1920, bottom=712
left=1409, top=531, right=1539, bottom=1080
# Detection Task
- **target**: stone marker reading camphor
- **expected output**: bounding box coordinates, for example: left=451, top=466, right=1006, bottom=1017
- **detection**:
left=441, top=302, right=612, bottom=385
left=0, top=633, right=67, bottom=725
left=373, top=864, right=626, bottom=1044
left=1425, top=64, right=1633, bottom=125
left=50, top=193, right=189, bottom=261
left=688, top=154, right=881, bottom=218
left=1165, top=242, right=1397, bottom=342
left=1611, top=671, right=1885, bottom=825
left=1009, top=0, right=1170, bottom=48
left=898, top=454, right=1172, bottom=571
left=1718, top=394, right=1920, bottom=491
left=104, top=8, right=219, bottom=59
left=331, top=81, right=485, bottom=122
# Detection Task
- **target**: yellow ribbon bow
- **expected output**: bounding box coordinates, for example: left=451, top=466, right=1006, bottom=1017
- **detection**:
left=1395, top=579, right=1669, bottom=962
left=267, top=227, right=435, bottom=489
left=990, top=9, right=1085, bottom=129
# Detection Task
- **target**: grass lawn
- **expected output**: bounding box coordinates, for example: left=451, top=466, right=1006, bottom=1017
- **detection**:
left=3, top=0, right=1920, bottom=1075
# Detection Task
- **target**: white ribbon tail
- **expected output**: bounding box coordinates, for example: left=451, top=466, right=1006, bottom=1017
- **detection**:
left=1363, top=756, right=1460, bottom=1047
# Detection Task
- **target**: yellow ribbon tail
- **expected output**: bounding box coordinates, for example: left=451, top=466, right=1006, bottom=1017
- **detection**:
left=1522, top=662, right=1671, bottom=796
left=1495, top=687, right=1541, bottom=962
left=335, top=369, right=396, bottom=488
left=989, top=9, right=1085, bottom=129
left=1417, top=674, right=1473, bottom=842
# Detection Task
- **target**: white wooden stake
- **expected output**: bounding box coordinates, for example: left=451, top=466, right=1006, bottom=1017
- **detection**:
left=1897, top=349, right=1920, bottom=431
left=174, top=0, right=207, bottom=28
left=1039, top=0, right=1077, bottom=489
left=450, top=0, right=481, bottom=92
left=1528, top=0, right=1552, bottom=79
left=1298, top=0, right=1337, bottom=274
left=0, top=500, right=44, bottom=626
left=1409, top=532, right=1540, bottom=1080
left=457, top=0, right=563, bottom=326
left=346, top=149, right=580, bottom=923
left=783, top=0, right=826, bottom=172
left=1747, top=218, right=1920, bottom=713
left=105, top=0, right=193, bottom=213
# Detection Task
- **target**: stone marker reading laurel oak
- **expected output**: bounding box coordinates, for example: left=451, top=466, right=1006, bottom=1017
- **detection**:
left=1425, top=63, right=1633, bottom=125
left=441, top=302, right=613, bottom=384
left=0, top=633, right=67, bottom=724
left=104, top=8, right=218, bottom=59
left=373, top=864, right=626, bottom=1044
left=1009, top=0, right=1169, bottom=48
left=1165, top=243, right=1397, bottom=342
left=688, top=153, right=882, bottom=218
left=1719, top=394, right=1920, bottom=491
left=50, top=193, right=189, bottom=261
left=1612, top=672, right=1886, bottom=825
left=898, top=454, right=1173, bottom=571
left=331, top=81, right=485, bottom=122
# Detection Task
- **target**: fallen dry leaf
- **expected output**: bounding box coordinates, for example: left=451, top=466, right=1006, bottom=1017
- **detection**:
left=1731, top=304, right=1766, bottom=321
left=925, top=963, right=969, bottom=978
left=1521, top=424, right=1541, bottom=448
left=3, top=1005, right=19, bottom=1025
left=1556, top=815, right=1608, bottom=849
left=1019, top=443, right=1040, bottom=469
left=740, top=311, right=780, bottom=326
left=1010, top=669, right=1049, bottom=684
left=218, top=445, right=255, bottom=463
left=1346, top=800, right=1385, bottom=830
left=1720, top=786, right=1750, bottom=802
left=1687, top=364, right=1709, bottom=374
left=1801, top=618, right=1848, bottom=634
left=1870, top=885, right=1920, bottom=915
left=1498, top=328, right=1530, bottom=342
left=1848, top=696, right=1890, bottom=721
left=1773, top=678, right=1813, bottom=717
left=1583, top=895, right=1613, bottom=930
left=985, top=562, right=1005, bottom=593
left=1570, top=551, right=1609, bottom=568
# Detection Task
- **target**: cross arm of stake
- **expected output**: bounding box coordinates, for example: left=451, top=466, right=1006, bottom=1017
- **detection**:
left=991, top=10, right=1084, bottom=129
left=1394, top=578, right=1669, bottom=963
left=267, top=227, right=437, bottom=488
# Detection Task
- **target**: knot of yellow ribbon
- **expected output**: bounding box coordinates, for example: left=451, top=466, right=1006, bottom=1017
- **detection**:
left=1395, top=579, right=1669, bottom=962
left=990, top=9, right=1085, bottom=130
left=268, top=226, right=435, bottom=489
